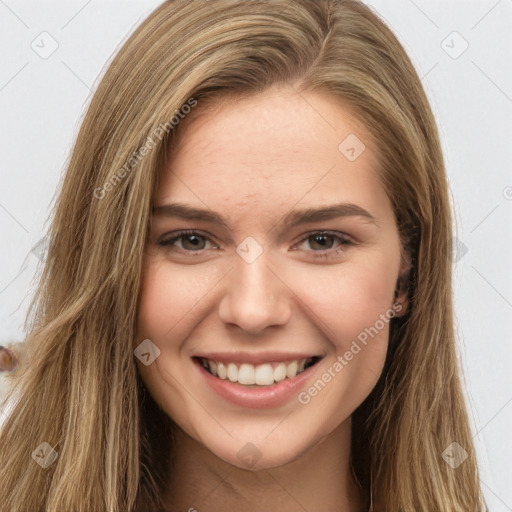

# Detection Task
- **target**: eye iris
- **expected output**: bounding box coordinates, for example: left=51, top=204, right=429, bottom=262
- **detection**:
left=310, top=234, right=333, bottom=250
left=182, top=234, right=205, bottom=250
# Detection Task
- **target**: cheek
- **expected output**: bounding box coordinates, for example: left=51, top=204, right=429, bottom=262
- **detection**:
left=136, top=260, right=217, bottom=341
left=135, top=260, right=216, bottom=425
left=285, top=257, right=396, bottom=406
left=290, top=272, right=393, bottom=424
left=288, top=258, right=396, bottom=343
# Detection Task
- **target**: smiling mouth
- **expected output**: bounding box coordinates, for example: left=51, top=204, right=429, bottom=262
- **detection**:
left=194, top=356, right=322, bottom=387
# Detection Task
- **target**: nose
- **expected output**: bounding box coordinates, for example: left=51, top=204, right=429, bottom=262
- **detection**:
left=218, top=254, right=292, bottom=334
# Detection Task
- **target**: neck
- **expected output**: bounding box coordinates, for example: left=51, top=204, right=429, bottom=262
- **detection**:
left=164, top=417, right=367, bottom=512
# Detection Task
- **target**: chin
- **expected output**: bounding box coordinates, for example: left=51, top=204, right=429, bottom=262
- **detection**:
left=194, top=423, right=323, bottom=472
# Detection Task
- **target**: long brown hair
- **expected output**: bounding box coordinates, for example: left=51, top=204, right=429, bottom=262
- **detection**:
left=0, top=1, right=487, bottom=510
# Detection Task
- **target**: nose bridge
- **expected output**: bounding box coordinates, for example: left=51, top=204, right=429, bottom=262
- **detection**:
left=218, top=246, right=291, bottom=333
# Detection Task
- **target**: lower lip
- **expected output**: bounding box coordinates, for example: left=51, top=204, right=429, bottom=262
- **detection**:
left=193, top=358, right=320, bottom=409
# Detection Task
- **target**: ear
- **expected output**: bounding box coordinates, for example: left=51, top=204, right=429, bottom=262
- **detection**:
left=393, top=257, right=412, bottom=317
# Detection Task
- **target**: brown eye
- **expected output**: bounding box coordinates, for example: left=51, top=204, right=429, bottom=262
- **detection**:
left=294, top=231, right=354, bottom=259
left=158, top=230, right=217, bottom=253
left=308, top=233, right=336, bottom=250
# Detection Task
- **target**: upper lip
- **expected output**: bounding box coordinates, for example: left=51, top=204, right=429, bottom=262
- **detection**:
left=193, top=352, right=323, bottom=365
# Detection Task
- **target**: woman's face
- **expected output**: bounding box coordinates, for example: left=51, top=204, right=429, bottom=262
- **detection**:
left=136, top=86, right=408, bottom=470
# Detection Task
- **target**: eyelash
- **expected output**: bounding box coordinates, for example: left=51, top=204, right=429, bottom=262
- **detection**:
left=157, top=229, right=355, bottom=259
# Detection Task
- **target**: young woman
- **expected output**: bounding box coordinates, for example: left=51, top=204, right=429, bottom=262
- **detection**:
left=0, top=0, right=488, bottom=510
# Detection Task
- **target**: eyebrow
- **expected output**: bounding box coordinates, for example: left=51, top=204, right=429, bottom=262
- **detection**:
left=153, top=202, right=380, bottom=229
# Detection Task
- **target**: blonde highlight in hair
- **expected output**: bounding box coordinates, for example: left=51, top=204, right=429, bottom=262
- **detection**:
left=1, top=1, right=487, bottom=510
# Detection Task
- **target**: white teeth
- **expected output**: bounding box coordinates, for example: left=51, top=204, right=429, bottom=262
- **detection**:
left=216, top=362, right=227, bottom=379
left=227, top=363, right=238, bottom=382
left=273, top=363, right=287, bottom=382
left=286, top=361, right=298, bottom=379
left=254, top=364, right=274, bottom=385
left=238, top=364, right=255, bottom=385
left=201, top=358, right=315, bottom=386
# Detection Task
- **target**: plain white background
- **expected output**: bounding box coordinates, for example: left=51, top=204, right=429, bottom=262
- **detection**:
left=0, top=1, right=511, bottom=509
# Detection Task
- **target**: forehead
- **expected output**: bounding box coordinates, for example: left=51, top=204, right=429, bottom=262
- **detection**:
left=156, top=87, right=392, bottom=229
